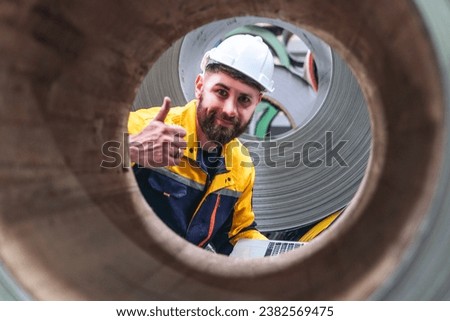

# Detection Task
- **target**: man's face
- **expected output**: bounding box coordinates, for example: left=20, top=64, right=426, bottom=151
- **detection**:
left=195, top=71, right=262, bottom=146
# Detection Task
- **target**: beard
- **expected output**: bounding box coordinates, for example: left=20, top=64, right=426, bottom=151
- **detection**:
left=197, top=97, right=251, bottom=146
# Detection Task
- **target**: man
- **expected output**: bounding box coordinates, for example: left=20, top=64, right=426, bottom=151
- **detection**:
left=128, top=34, right=274, bottom=255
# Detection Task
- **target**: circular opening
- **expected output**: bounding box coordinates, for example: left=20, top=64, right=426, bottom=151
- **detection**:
left=132, top=16, right=371, bottom=245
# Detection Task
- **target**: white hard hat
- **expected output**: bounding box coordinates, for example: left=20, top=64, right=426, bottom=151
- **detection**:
left=200, top=34, right=275, bottom=92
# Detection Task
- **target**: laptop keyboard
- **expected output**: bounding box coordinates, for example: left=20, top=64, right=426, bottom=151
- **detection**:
left=264, top=241, right=303, bottom=257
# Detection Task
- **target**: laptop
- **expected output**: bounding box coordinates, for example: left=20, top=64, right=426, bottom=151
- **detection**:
left=229, top=238, right=306, bottom=258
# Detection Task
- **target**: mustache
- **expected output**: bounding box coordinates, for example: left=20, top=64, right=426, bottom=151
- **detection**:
left=212, top=110, right=239, bottom=125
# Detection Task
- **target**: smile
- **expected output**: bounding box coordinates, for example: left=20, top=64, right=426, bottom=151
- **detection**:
left=215, top=117, right=235, bottom=127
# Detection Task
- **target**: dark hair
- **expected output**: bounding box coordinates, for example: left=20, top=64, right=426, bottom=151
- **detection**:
left=205, top=63, right=265, bottom=93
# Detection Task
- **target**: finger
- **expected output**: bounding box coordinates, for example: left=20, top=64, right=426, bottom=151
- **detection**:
left=167, top=132, right=187, bottom=147
left=168, top=146, right=180, bottom=158
left=165, top=125, right=186, bottom=138
left=166, top=157, right=182, bottom=167
left=159, top=129, right=187, bottom=148
left=168, top=144, right=186, bottom=158
left=171, top=140, right=187, bottom=150
left=168, top=153, right=184, bottom=166
left=153, top=96, right=171, bottom=123
left=171, top=156, right=183, bottom=166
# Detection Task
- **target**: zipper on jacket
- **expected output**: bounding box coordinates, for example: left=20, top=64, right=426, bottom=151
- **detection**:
left=186, top=151, right=230, bottom=244
left=204, top=174, right=212, bottom=192
left=186, top=169, right=210, bottom=237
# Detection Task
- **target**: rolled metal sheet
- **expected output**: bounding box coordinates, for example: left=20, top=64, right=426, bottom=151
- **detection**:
left=133, top=17, right=371, bottom=232
left=247, top=49, right=370, bottom=231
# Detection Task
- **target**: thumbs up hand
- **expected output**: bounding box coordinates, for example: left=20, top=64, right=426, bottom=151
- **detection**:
left=129, top=97, right=187, bottom=167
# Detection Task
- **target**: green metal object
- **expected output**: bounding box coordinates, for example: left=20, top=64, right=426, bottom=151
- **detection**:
left=254, top=100, right=280, bottom=138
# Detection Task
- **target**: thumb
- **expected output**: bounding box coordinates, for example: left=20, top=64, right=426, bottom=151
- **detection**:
left=153, top=97, right=171, bottom=122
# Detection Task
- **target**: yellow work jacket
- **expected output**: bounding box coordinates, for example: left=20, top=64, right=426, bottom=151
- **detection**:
left=128, top=100, right=267, bottom=254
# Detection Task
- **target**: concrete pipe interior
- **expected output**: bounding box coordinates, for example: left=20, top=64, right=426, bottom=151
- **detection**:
left=0, top=0, right=446, bottom=299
